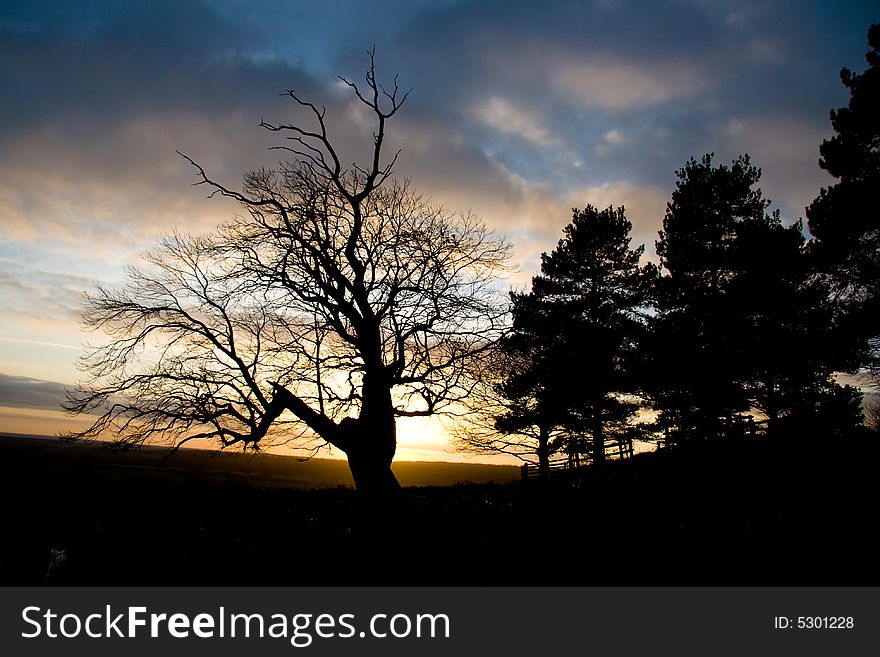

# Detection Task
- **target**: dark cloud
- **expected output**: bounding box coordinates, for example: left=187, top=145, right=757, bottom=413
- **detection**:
left=0, top=373, right=69, bottom=411
left=0, top=0, right=317, bottom=139
left=0, top=0, right=325, bottom=261
left=3, top=0, right=875, bottom=229
left=340, top=0, right=878, bottom=212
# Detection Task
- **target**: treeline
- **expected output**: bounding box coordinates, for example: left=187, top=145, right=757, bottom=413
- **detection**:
left=456, top=26, right=879, bottom=475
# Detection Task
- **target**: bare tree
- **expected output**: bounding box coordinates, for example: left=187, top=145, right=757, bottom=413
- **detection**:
left=65, top=53, right=511, bottom=497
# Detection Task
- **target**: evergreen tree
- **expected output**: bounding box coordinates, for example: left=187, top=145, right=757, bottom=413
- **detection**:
left=492, top=290, right=583, bottom=476
left=731, top=211, right=843, bottom=432
left=806, top=23, right=880, bottom=382
left=455, top=205, right=654, bottom=472
left=517, top=205, right=655, bottom=466
left=653, top=154, right=861, bottom=442
left=652, top=154, right=765, bottom=442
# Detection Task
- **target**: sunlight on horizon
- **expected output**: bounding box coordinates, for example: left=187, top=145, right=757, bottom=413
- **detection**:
left=0, top=405, right=520, bottom=466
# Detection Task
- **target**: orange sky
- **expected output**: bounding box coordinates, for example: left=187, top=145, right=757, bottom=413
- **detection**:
left=0, top=404, right=519, bottom=465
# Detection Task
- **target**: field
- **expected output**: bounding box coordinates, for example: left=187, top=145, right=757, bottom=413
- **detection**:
left=0, top=434, right=519, bottom=489
left=0, top=431, right=876, bottom=586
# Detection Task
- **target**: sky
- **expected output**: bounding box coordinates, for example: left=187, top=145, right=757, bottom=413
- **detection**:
left=0, top=0, right=877, bottom=461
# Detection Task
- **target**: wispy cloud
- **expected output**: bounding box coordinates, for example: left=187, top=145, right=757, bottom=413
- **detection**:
left=552, top=58, right=708, bottom=109
left=0, top=373, right=69, bottom=411
left=473, top=97, right=559, bottom=146
left=0, top=338, right=80, bottom=351
left=0, top=266, right=93, bottom=322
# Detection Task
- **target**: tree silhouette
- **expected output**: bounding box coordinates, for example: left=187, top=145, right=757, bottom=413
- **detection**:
left=807, top=23, right=880, bottom=384
left=652, top=154, right=860, bottom=442
left=452, top=291, right=575, bottom=477
left=730, top=209, right=858, bottom=434
left=531, top=205, right=655, bottom=465
left=64, top=54, right=511, bottom=498
left=455, top=205, right=654, bottom=472
left=651, top=155, right=766, bottom=442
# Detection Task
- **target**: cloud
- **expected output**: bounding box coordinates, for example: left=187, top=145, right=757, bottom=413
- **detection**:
left=719, top=117, right=834, bottom=221
left=0, top=1, right=326, bottom=253
left=0, top=373, right=70, bottom=411
left=603, top=129, right=628, bottom=146
left=0, top=266, right=93, bottom=322
left=0, top=0, right=294, bottom=135
left=552, top=58, right=709, bottom=109
left=568, top=180, right=669, bottom=258
left=0, top=114, right=270, bottom=249
left=472, top=97, right=559, bottom=147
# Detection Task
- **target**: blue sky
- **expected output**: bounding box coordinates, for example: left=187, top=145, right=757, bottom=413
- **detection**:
left=0, top=0, right=876, bottom=457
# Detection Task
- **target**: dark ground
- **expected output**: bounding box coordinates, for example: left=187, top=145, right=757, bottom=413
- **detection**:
left=0, top=432, right=876, bottom=585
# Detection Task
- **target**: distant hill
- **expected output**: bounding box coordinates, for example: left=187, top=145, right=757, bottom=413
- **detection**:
left=0, top=434, right=519, bottom=488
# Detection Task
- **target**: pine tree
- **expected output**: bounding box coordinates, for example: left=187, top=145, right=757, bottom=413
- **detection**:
left=652, top=154, right=765, bottom=442
left=455, top=205, right=654, bottom=472
left=492, top=290, right=583, bottom=476
left=513, top=205, right=655, bottom=466
left=653, top=153, right=861, bottom=442
left=807, top=23, right=880, bottom=382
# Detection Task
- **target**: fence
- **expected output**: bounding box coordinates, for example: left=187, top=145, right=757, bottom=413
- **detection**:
left=520, top=439, right=634, bottom=481
left=520, top=459, right=575, bottom=481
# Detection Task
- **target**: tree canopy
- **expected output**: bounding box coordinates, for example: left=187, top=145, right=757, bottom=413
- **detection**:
left=65, top=54, right=511, bottom=496
left=455, top=205, right=655, bottom=473
left=650, top=154, right=862, bottom=443
left=807, top=23, right=880, bottom=384
left=651, top=154, right=768, bottom=441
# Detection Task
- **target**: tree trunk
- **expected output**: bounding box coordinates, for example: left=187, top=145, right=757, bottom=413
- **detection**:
left=764, top=377, right=779, bottom=435
left=537, top=425, right=550, bottom=478
left=347, top=444, right=401, bottom=498
left=592, top=395, right=606, bottom=468
left=344, top=413, right=402, bottom=582
left=344, top=363, right=401, bottom=499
